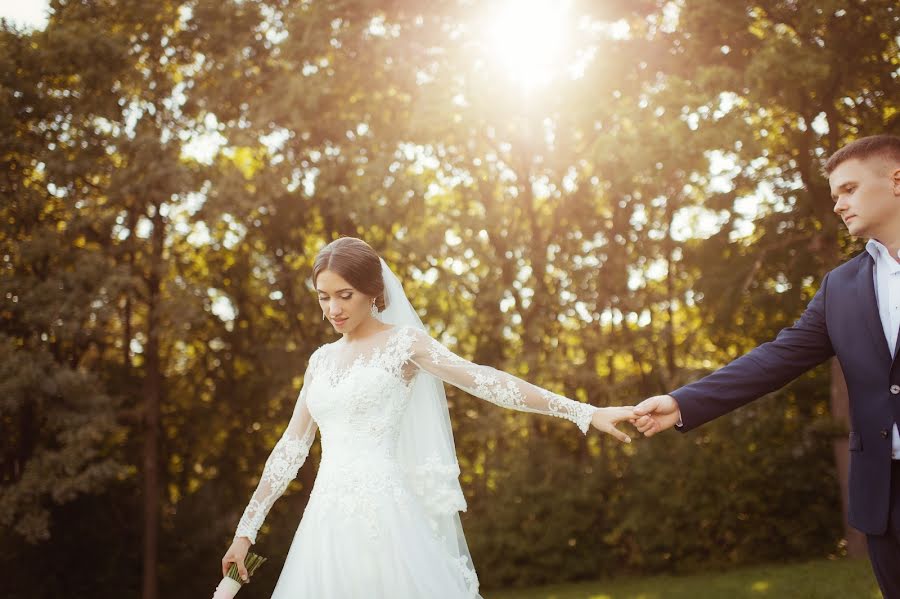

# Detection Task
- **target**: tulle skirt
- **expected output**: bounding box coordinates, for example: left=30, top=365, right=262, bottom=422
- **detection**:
left=270, top=461, right=480, bottom=599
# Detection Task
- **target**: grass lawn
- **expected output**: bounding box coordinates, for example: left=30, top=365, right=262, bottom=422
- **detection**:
left=486, top=557, right=880, bottom=599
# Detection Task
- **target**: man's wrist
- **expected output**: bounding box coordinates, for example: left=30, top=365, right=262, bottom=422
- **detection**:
left=667, top=394, right=683, bottom=428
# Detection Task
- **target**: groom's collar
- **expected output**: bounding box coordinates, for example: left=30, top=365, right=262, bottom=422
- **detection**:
left=866, top=239, right=900, bottom=274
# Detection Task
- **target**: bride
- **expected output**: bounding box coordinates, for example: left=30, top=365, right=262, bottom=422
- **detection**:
left=221, top=237, right=636, bottom=598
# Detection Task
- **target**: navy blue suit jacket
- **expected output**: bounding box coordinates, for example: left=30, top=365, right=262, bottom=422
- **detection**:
left=671, top=250, right=900, bottom=535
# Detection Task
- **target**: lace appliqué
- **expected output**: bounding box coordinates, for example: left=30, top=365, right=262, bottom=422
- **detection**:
left=541, top=389, right=597, bottom=434
left=312, top=328, right=417, bottom=447
left=234, top=426, right=316, bottom=544
left=308, top=463, right=414, bottom=540
left=417, top=332, right=597, bottom=433
left=320, top=327, right=417, bottom=389
left=409, top=455, right=467, bottom=527
left=452, top=555, right=480, bottom=599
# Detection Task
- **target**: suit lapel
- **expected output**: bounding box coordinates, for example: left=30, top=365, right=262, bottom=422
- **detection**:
left=857, top=254, right=893, bottom=362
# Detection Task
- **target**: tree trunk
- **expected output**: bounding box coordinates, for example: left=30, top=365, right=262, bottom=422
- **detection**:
left=830, top=357, right=866, bottom=557
left=141, top=325, right=161, bottom=599
left=142, top=208, right=164, bottom=599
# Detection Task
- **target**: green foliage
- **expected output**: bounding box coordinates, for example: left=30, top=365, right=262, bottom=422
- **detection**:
left=607, top=376, right=841, bottom=573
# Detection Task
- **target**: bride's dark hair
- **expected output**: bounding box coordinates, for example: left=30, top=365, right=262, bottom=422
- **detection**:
left=313, top=237, right=386, bottom=312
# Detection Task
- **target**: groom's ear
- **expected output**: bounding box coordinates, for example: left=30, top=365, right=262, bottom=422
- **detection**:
left=892, top=166, right=900, bottom=196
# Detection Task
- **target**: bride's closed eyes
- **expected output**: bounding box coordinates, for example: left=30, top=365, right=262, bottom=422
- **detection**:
left=317, top=285, right=355, bottom=300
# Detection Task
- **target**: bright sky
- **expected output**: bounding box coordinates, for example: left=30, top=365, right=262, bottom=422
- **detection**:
left=0, top=0, right=49, bottom=30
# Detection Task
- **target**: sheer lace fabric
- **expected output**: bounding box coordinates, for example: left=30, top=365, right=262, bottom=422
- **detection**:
left=233, top=356, right=320, bottom=544
left=407, top=327, right=598, bottom=432
left=233, top=325, right=598, bottom=598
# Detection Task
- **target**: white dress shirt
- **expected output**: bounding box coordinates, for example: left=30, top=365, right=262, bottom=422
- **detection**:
left=865, top=239, right=900, bottom=459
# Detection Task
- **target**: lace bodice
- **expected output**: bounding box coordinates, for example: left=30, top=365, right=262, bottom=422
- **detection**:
left=233, top=325, right=598, bottom=544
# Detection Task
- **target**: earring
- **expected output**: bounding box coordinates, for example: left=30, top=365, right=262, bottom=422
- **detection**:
left=370, top=300, right=378, bottom=318
left=322, top=312, right=326, bottom=321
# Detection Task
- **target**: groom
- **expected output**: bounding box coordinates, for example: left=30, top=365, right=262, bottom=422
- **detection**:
left=632, top=134, right=900, bottom=598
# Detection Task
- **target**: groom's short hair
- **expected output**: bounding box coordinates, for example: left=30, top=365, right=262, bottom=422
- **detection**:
left=825, top=134, right=900, bottom=174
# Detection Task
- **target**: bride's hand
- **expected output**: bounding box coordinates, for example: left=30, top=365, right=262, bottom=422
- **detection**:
left=590, top=407, right=635, bottom=443
left=221, top=536, right=251, bottom=581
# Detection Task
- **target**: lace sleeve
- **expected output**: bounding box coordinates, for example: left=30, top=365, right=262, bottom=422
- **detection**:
left=233, top=350, right=320, bottom=544
left=407, top=327, right=598, bottom=433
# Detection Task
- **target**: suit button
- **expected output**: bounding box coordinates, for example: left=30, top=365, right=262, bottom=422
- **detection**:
left=882, top=430, right=890, bottom=439
left=891, top=385, right=900, bottom=395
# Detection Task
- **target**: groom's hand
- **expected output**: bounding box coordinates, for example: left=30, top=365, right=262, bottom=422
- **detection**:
left=632, top=395, right=681, bottom=437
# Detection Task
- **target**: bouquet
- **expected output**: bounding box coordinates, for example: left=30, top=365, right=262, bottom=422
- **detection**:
left=212, top=552, right=267, bottom=599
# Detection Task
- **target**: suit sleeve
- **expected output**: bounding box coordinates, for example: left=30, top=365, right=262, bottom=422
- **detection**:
left=671, top=271, right=835, bottom=432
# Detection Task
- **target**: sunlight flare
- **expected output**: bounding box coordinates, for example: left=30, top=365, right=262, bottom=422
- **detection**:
left=480, top=0, right=571, bottom=90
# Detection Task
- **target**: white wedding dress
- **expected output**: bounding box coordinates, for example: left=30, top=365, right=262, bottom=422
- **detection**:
left=234, top=324, right=598, bottom=598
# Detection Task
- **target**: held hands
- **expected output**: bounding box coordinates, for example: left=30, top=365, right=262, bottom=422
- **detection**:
left=632, top=394, right=682, bottom=437
left=221, top=536, right=251, bottom=581
left=590, top=406, right=637, bottom=443
left=589, top=395, right=682, bottom=442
